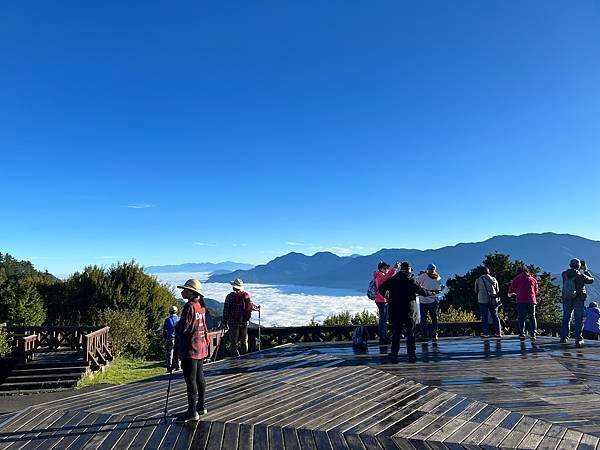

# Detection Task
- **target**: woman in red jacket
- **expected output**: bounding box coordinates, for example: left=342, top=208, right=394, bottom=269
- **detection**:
left=175, top=279, right=210, bottom=423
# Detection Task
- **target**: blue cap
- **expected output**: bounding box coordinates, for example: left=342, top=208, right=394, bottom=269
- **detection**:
left=427, top=263, right=437, bottom=271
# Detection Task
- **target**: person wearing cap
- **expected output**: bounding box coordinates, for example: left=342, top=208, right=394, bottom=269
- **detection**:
left=163, top=305, right=180, bottom=372
left=372, top=261, right=399, bottom=345
left=560, top=259, right=595, bottom=347
left=378, top=261, right=438, bottom=363
left=583, top=302, right=600, bottom=341
left=174, top=279, right=210, bottom=423
left=223, top=278, right=259, bottom=357
left=508, top=267, right=539, bottom=341
left=415, top=264, right=444, bottom=344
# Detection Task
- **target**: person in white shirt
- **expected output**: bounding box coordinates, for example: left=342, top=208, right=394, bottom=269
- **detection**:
left=416, top=264, right=444, bottom=343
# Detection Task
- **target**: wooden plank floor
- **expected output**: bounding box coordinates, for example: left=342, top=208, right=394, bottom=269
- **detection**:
left=2, top=338, right=600, bottom=449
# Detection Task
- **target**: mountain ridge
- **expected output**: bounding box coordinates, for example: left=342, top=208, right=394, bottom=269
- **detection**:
left=208, top=233, right=600, bottom=292
left=145, top=261, right=254, bottom=274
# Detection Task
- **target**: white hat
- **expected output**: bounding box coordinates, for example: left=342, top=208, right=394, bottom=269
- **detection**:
left=169, top=305, right=178, bottom=314
left=230, top=278, right=244, bottom=290
left=176, top=279, right=203, bottom=295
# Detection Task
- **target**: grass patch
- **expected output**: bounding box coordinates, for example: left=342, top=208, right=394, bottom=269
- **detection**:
left=77, top=357, right=165, bottom=388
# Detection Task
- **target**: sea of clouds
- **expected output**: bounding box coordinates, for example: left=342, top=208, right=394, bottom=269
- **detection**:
left=152, top=272, right=376, bottom=327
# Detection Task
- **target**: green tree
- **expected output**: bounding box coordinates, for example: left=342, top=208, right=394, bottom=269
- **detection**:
left=5, top=279, right=47, bottom=326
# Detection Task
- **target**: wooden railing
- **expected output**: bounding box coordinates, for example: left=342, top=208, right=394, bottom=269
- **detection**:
left=207, top=330, right=226, bottom=362
left=83, top=327, right=113, bottom=370
left=7, top=326, right=99, bottom=350
left=15, top=334, right=38, bottom=365
left=247, top=321, right=562, bottom=352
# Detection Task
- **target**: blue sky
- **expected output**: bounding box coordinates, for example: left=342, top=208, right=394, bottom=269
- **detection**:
left=1, top=1, right=599, bottom=276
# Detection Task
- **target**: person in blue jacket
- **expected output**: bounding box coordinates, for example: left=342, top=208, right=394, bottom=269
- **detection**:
left=583, top=302, right=600, bottom=341
left=163, top=305, right=180, bottom=372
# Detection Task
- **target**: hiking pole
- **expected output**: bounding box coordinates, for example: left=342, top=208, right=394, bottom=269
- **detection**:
left=163, top=348, right=174, bottom=423
left=258, top=306, right=261, bottom=352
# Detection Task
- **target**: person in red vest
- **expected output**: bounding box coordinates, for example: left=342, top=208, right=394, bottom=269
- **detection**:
left=223, top=278, right=259, bottom=356
left=174, top=279, right=210, bottom=423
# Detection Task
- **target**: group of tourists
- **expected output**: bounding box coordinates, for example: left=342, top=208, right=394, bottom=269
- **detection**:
left=372, top=257, right=597, bottom=362
left=165, top=257, right=596, bottom=423
left=163, top=277, right=259, bottom=423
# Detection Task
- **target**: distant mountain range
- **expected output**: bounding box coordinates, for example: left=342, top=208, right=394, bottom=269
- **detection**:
left=208, top=233, right=600, bottom=293
left=145, top=261, right=254, bottom=274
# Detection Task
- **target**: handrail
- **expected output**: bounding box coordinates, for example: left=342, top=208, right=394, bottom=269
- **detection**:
left=83, top=326, right=113, bottom=369
left=15, top=334, right=38, bottom=365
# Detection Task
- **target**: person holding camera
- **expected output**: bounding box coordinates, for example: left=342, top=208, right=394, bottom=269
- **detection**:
left=560, top=258, right=595, bottom=347
left=416, top=263, right=444, bottom=343
left=378, top=261, right=438, bottom=363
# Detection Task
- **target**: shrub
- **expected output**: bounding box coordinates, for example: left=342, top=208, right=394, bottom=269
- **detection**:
left=0, top=327, right=10, bottom=357
left=101, top=308, right=149, bottom=358
left=437, top=305, right=477, bottom=322
left=322, top=310, right=378, bottom=326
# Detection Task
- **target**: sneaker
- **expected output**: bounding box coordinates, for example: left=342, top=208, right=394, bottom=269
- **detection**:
left=530, top=335, right=537, bottom=341
left=432, top=334, right=438, bottom=343
left=408, top=354, right=417, bottom=363
left=494, top=333, right=502, bottom=338
left=197, top=408, right=208, bottom=416
left=576, top=340, right=584, bottom=348
left=480, top=332, right=489, bottom=338
left=519, top=334, right=526, bottom=340
left=559, top=338, right=567, bottom=344
left=176, top=412, right=200, bottom=424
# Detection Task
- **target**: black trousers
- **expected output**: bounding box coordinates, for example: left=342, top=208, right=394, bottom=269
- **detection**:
left=181, top=358, right=206, bottom=415
left=389, top=302, right=418, bottom=356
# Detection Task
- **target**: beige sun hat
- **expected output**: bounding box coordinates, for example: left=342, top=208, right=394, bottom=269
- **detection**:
left=230, top=278, right=244, bottom=290
left=177, top=279, right=203, bottom=295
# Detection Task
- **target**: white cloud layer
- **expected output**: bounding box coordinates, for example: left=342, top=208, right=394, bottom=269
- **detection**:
left=154, top=272, right=375, bottom=327
left=127, top=204, right=155, bottom=209
left=192, top=242, right=217, bottom=247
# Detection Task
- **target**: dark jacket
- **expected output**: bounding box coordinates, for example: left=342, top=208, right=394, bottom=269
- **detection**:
left=378, top=271, right=435, bottom=317
left=562, top=268, right=594, bottom=301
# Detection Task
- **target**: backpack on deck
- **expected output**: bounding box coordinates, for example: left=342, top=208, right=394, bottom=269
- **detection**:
left=562, top=273, right=578, bottom=302
left=367, top=278, right=378, bottom=301
left=352, top=325, right=369, bottom=352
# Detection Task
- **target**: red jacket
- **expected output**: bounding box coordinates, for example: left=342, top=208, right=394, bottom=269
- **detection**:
left=508, top=273, right=539, bottom=304
left=175, top=298, right=210, bottom=360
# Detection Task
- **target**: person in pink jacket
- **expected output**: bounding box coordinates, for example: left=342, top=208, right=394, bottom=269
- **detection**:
left=373, top=261, right=399, bottom=344
left=508, top=266, right=539, bottom=341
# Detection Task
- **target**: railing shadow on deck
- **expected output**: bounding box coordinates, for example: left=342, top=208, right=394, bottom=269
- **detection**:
left=245, top=321, right=561, bottom=353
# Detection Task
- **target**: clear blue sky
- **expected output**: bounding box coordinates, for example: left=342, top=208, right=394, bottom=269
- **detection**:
left=1, top=1, right=599, bottom=276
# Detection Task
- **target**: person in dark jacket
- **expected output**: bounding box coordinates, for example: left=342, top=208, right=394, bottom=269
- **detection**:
left=163, top=305, right=180, bottom=372
left=378, top=261, right=438, bottom=363
left=174, top=279, right=210, bottom=423
left=560, top=259, right=595, bottom=347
